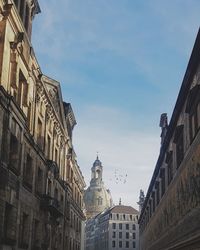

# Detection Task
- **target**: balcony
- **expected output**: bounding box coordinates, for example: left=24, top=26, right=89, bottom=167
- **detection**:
left=41, top=195, right=63, bottom=218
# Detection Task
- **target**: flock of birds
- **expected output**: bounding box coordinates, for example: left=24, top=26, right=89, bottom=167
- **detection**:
left=109, top=169, right=128, bottom=185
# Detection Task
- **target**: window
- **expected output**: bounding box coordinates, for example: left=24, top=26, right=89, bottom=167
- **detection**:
left=156, top=181, right=160, bottom=205
left=186, top=85, right=200, bottom=142
left=126, top=224, right=129, bottom=230
left=112, top=223, right=116, bottom=229
left=117, top=214, right=119, bottom=220
left=119, top=223, right=122, bottom=230
left=4, top=203, right=17, bottom=242
left=119, top=241, right=122, bottom=248
left=132, top=232, right=135, bottom=239
left=126, top=232, right=129, bottom=239
left=133, top=241, right=136, bottom=248
left=152, top=192, right=155, bottom=213
left=19, top=0, right=25, bottom=22
left=174, top=125, right=184, bottom=168
left=119, top=232, right=122, bottom=238
left=23, top=153, right=33, bottom=189
left=9, top=133, right=21, bottom=174
left=55, top=148, right=58, bottom=163
left=112, top=241, right=115, bottom=248
left=130, top=215, right=132, bottom=220
left=189, top=109, right=199, bottom=141
left=19, top=213, right=29, bottom=248
left=132, top=224, right=136, bottom=230
left=123, top=214, right=126, bottom=220
left=37, top=118, right=43, bottom=149
left=36, top=167, right=43, bottom=195
left=112, top=231, right=116, bottom=238
left=32, top=219, right=40, bottom=249
left=126, top=241, right=129, bottom=248
left=17, top=70, right=28, bottom=107
left=160, top=169, right=165, bottom=197
left=27, top=102, right=32, bottom=129
left=25, top=3, right=30, bottom=31
left=166, top=151, right=173, bottom=185
left=47, top=135, right=51, bottom=159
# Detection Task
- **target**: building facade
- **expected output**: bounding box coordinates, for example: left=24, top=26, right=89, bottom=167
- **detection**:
left=85, top=205, right=139, bottom=250
left=0, top=1, right=86, bottom=250
left=84, top=156, right=113, bottom=219
left=139, top=29, right=200, bottom=250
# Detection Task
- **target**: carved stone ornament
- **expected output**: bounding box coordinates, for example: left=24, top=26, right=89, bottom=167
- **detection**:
left=46, top=104, right=52, bottom=122
left=60, top=136, right=65, bottom=148
left=0, top=4, right=12, bottom=20
left=36, top=82, right=43, bottom=103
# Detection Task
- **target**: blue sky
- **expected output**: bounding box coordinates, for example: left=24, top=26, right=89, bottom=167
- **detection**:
left=32, top=0, right=200, bottom=208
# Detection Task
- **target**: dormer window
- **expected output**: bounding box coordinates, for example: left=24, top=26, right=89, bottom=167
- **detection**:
left=186, top=85, right=200, bottom=142
left=173, top=125, right=184, bottom=168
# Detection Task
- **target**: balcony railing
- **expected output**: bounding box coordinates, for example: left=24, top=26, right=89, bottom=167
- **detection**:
left=41, top=195, right=63, bottom=218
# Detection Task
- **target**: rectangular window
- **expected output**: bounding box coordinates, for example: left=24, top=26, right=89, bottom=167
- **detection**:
left=126, top=232, right=129, bottom=239
left=112, top=223, right=116, bottom=229
left=27, top=102, right=32, bottom=129
left=119, top=241, right=122, bottom=248
left=32, top=219, right=40, bottom=249
left=25, top=3, right=29, bottom=31
left=112, top=241, right=115, bottom=248
left=47, top=135, right=51, bottom=159
left=168, top=158, right=173, bottom=185
left=174, top=125, right=184, bottom=168
left=9, top=133, right=21, bottom=174
left=19, top=0, right=25, bottom=22
left=152, top=192, right=155, bottom=213
left=133, top=241, right=136, bottom=248
left=19, top=213, right=29, bottom=248
left=36, top=167, right=43, bottom=195
left=37, top=118, right=43, bottom=149
left=126, top=224, right=129, bottom=230
left=119, top=223, right=122, bottom=230
left=132, top=232, right=135, bottom=239
left=161, top=169, right=165, bottom=197
left=4, top=203, right=17, bottom=242
left=132, top=224, right=136, bottom=230
left=23, top=153, right=33, bottom=190
left=119, top=232, right=122, bottom=238
left=156, top=181, right=160, bottom=205
left=189, top=106, right=199, bottom=142
left=112, top=231, right=116, bottom=238
left=125, top=241, right=129, bottom=248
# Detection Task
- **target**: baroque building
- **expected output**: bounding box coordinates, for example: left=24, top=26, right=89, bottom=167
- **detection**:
left=85, top=205, right=139, bottom=250
left=139, top=29, right=200, bottom=250
left=0, top=1, right=86, bottom=250
left=84, top=156, right=113, bottom=219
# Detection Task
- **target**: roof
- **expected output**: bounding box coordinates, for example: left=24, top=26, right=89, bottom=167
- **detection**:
left=111, top=205, right=139, bottom=214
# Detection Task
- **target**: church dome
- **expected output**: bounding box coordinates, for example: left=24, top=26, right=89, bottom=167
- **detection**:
left=92, top=156, right=102, bottom=167
left=84, top=157, right=113, bottom=219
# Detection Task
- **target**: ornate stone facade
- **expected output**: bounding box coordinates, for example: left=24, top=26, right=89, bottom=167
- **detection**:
left=139, top=30, right=200, bottom=250
left=84, top=157, right=113, bottom=219
left=0, top=1, right=85, bottom=250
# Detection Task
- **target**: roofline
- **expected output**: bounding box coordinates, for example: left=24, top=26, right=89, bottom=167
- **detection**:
left=139, top=27, right=200, bottom=220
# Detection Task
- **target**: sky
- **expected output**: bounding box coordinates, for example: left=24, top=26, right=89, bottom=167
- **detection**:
left=32, top=0, right=200, bottom=209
